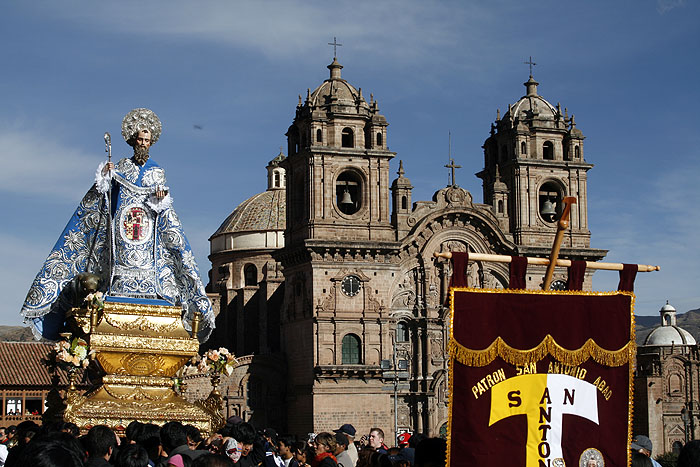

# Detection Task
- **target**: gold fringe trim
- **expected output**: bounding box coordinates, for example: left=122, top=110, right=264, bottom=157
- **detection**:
left=450, top=334, right=635, bottom=368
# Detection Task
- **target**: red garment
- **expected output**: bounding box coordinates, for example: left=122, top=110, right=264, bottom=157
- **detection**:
left=312, top=452, right=337, bottom=467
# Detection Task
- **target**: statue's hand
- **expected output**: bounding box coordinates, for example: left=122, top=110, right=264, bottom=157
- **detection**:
left=101, top=162, right=114, bottom=175
left=155, top=187, right=167, bottom=199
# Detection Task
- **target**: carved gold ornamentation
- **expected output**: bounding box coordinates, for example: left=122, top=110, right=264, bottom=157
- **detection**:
left=62, top=301, right=223, bottom=435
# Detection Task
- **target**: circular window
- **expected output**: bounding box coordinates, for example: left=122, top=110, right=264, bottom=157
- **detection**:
left=336, top=170, right=363, bottom=215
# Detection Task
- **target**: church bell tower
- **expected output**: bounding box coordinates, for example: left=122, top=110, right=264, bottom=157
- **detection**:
left=478, top=71, right=606, bottom=287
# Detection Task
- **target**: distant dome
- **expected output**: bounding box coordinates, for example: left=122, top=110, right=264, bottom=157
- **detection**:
left=643, top=301, right=696, bottom=346
left=214, top=190, right=285, bottom=236
left=644, top=326, right=696, bottom=346
left=210, top=188, right=286, bottom=254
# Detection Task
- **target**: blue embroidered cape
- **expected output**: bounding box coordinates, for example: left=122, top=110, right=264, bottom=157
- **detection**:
left=21, top=157, right=214, bottom=341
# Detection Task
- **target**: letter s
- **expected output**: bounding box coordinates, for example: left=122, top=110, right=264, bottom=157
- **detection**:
left=508, top=390, right=522, bottom=408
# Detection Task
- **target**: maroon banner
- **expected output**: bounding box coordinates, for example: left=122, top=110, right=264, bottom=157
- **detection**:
left=447, top=289, right=635, bottom=467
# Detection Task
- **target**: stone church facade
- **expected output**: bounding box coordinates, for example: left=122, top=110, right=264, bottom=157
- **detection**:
left=204, top=59, right=607, bottom=439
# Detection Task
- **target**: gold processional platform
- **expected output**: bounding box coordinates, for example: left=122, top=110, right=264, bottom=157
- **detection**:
left=57, top=300, right=223, bottom=434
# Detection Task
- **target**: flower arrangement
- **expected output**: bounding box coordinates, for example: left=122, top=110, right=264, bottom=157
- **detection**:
left=54, top=337, right=92, bottom=369
left=193, top=347, right=238, bottom=376
left=84, top=291, right=105, bottom=313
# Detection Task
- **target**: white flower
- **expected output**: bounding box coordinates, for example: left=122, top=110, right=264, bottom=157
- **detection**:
left=225, top=363, right=235, bottom=376
left=74, top=345, right=87, bottom=360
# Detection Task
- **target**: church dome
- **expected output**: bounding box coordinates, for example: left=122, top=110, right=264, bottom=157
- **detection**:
left=644, top=326, right=696, bottom=346
left=505, top=76, right=559, bottom=122
left=307, top=58, right=371, bottom=115
left=213, top=189, right=286, bottom=237
left=643, top=301, right=696, bottom=346
left=210, top=153, right=286, bottom=254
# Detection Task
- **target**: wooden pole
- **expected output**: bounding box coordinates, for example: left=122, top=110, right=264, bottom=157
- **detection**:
left=542, top=197, right=576, bottom=290
left=432, top=251, right=660, bottom=273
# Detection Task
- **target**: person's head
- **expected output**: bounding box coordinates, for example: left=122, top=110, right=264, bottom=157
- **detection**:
left=117, top=443, right=150, bottom=467
left=135, top=423, right=162, bottom=461
left=279, top=437, right=294, bottom=459
left=414, top=438, right=446, bottom=467
left=191, top=453, right=235, bottom=467
left=15, top=437, right=85, bottom=467
left=334, top=432, right=349, bottom=455
left=160, top=421, right=188, bottom=453
left=185, top=425, right=203, bottom=450
left=16, top=420, right=39, bottom=446
left=263, top=428, right=278, bottom=449
left=631, top=435, right=654, bottom=457
left=333, top=424, right=356, bottom=442
left=86, top=425, right=118, bottom=459
left=369, top=428, right=385, bottom=449
left=678, top=440, right=700, bottom=467
left=292, top=441, right=308, bottom=463
left=231, top=422, right=255, bottom=457
left=0, top=427, right=5, bottom=439
left=126, top=420, right=144, bottom=444
left=6, top=425, right=16, bottom=439
left=131, top=130, right=152, bottom=164
left=314, top=432, right=337, bottom=456
left=60, top=422, right=80, bottom=438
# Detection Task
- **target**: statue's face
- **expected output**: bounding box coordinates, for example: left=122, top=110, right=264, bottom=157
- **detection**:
left=135, top=130, right=152, bottom=149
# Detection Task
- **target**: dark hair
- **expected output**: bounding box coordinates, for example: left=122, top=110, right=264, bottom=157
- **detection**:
left=160, top=421, right=188, bottom=452
left=185, top=425, right=204, bottom=444
left=631, top=451, right=652, bottom=467
left=678, top=440, right=700, bottom=467
left=125, top=421, right=144, bottom=442
left=279, top=436, right=295, bottom=449
left=263, top=428, right=278, bottom=447
left=16, top=420, right=40, bottom=445
left=116, top=444, right=150, bottom=467
left=6, top=425, right=16, bottom=434
left=86, top=425, right=117, bottom=458
left=231, top=422, right=255, bottom=445
left=16, top=437, right=85, bottom=467
left=370, top=428, right=384, bottom=440
left=415, top=438, right=446, bottom=467
left=408, top=432, right=427, bottom=449
left=335, top=432, right=349, bottom=448
left=192, top=453, right=235, bottom=467
left=136, top=424, right=162, bottom=463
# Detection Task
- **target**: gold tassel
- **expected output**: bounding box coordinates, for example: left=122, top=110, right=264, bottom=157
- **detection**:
left=449, top=335, right=634, bottom=368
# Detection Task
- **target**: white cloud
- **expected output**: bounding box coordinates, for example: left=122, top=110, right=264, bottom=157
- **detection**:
left=657, top=0, right=686, bottom=14
left=0, top=126, right=98, bottom=200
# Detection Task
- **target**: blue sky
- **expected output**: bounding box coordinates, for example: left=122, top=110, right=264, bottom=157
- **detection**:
left=1, top=1, right=698, bottom=326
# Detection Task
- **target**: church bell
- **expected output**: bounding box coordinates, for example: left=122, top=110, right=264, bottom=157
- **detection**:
left=541, top=198, right=557, bottom=218
left=340, top=188, right=353, bottom=206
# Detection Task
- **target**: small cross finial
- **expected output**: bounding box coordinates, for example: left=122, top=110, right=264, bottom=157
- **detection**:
left=445, top=158, right=462, bottom=187
left=328, top=37, right=343, bottom=59
left=524, top=56, right=537, bottom=76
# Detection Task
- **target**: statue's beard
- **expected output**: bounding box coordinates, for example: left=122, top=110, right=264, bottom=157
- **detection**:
left=133, top=146, right=149, bottom=165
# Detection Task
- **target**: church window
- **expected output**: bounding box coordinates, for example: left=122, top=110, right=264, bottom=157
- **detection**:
left=342, top=334, right=361, bottom=364
left=563, top=145, right=571, bottom=161
left=669, top=373, right=682, bottom=393
left=6, top=398, right=21, bottom=415
left=497, top=200, right=504, bottom=214
left=543, top=141, right=554, bottom=160
left=401, top=195, right=407, bottom=210
left=538, top=181, right=563, bottom=224
left=274, top=171, right=280, bottom=188
left=397, top=322, right=409, bottom=342
left=316, top=128, right=322, bottom=143
left=288, top=126, right=300, bottom=156
left=377, top=132, right=383, bottom=147
left=336, top=170, right=362, bottom=215
left=244, top=264, right=257, bottom=286
left=575, top=145, right=581, bottom=159
left=342, top=127, right=354, bottom=148
left=520, top=141, right=527, bottom=155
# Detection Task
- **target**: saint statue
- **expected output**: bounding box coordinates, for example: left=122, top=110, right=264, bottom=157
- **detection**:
left=21, top=108, right=214, bottom=341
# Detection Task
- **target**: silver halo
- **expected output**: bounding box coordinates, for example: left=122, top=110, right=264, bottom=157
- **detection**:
left=121, top=108, right=162, bottom=145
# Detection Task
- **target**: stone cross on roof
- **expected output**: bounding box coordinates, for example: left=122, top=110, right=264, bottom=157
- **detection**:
left=328, top=37, right=343, bottom=59
left=445, top=158, right=461, bottom=187
left=524, top=56, right=537, bottom=76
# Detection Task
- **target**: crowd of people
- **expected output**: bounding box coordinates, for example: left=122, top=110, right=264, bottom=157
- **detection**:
left=0, top=419, right=446, bottom=467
